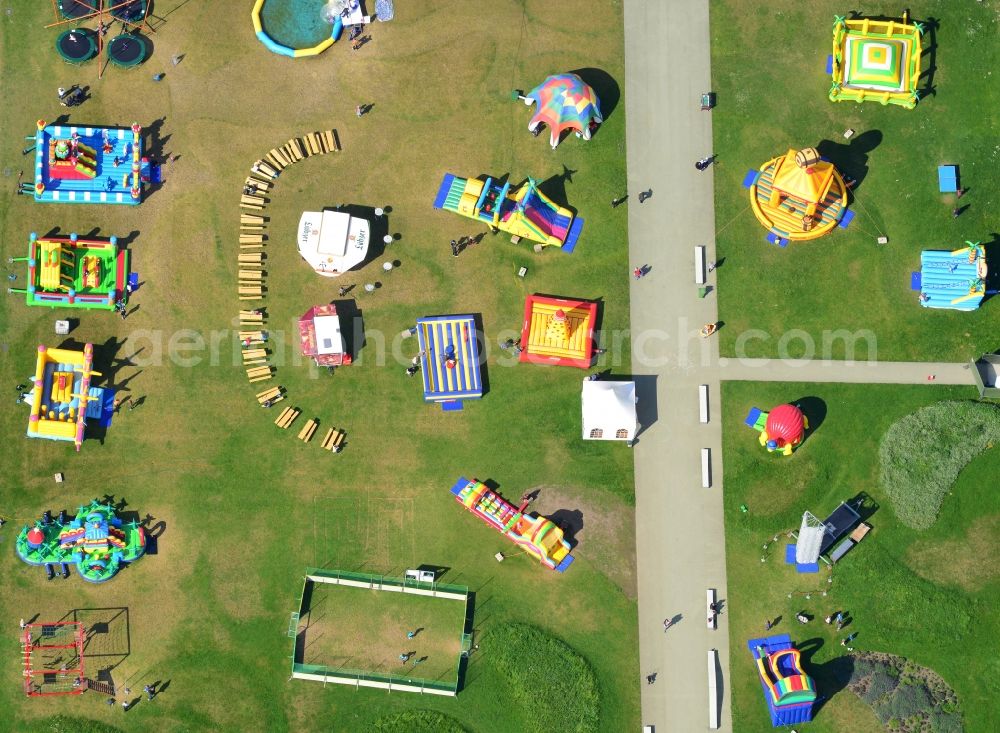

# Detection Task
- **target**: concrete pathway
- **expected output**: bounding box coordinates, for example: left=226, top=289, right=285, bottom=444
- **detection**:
left=621, top=3, right=978, bottom=732
left=623, top=1, right=729, bottom=730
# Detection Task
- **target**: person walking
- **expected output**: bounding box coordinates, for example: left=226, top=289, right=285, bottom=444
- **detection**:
left=121, top=699, right=130, bottom=712
left=663, top=618, right=672, bottom=632
left=637, top=189, right=652, bottom=203
left=450, top=239, right=459, bottom=257
left=646, top=673, right=656, bottom=685
left=633, top=266, right=644, bottom=280
left=106, top=697, right=115, bottom=707
left=707, top=261, right=717, bottom=273
left=127, top=398, right=138, bottom=411
left=356, top=105, right=363, bottom=118
left=956, top=188, right=966, bottom=199
left=765, top=618, right=773, bottom=631
left=952, top=207, right=961, bottom=218
left=406, top=630, right=415, bottom=639
left=144, top=684, right=154, bottom=701
left=338, top=285, right=348, bottom=297
left=611, top=194, right=627, bottom=208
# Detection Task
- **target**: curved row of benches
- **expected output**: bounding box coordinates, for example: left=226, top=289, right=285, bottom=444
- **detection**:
left=235, top=131, right=348, bottom=452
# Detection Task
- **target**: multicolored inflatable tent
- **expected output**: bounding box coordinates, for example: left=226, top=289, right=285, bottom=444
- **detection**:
left=747, top=634, right=817, bottom=726
left=522, top=73, right=603, bottom=149
left=829, top=12, right=924, bottom=109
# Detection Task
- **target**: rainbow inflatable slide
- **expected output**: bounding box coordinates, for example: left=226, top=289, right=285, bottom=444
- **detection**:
left=450, top=477, right=574, bottom=572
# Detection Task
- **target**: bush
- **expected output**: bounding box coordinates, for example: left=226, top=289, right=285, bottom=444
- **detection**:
left=485, top=622, right=600, bottom=733
left=860, top=668, right=899, bottom=704
left=879, top=401, right=1000, bottom=529
left=885, top=681, right=933, bottom=723
left=374, top=710, right=468, bottom=733
left=929, top=710, right=965, bottom=733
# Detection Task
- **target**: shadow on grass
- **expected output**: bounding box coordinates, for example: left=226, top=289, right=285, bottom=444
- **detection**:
left=797, top=636, right=856, bottom=716
left=816, top=130, right=882, bottom=190
left=570, top=67, right=621, bottom=122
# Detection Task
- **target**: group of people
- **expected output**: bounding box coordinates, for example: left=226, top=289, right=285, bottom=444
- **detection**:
left=449, top=234, right=478, bottom=257
left=57, top=86, right=84, bottom=108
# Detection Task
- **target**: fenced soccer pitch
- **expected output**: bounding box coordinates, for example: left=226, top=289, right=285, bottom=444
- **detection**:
left=288, top=568, right=472, bottom=696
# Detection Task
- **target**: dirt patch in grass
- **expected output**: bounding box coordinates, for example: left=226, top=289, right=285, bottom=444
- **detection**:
left=904, top=514, right=1000, bottom=592
left=298, top=582, right=466, bottom=684
left=527, top=484, right=637, bottom=600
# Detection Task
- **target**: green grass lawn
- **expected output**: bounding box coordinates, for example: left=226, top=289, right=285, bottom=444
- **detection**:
left=0, top=2, right=638, bottom=731
left=710, top=0, right=1000, bottom=362
left=721, top=381, right=1000, bottom=732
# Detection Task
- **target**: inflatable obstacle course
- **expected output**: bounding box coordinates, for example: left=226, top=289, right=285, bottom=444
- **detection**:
left=450, top=477, right=574, bottom=572
left=434, top=174, right=583, bottom=251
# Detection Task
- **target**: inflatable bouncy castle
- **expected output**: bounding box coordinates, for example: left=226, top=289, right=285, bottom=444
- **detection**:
left=744, top=403, right=808, bottom=456
left=748, top=634, right=817, bottom=726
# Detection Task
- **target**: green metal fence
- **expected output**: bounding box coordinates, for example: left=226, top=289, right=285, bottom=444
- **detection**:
left=289, top=568, right=472, bottom=695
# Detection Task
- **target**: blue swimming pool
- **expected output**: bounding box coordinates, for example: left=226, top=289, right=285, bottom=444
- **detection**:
left=259, top=0, right=334, bottom=51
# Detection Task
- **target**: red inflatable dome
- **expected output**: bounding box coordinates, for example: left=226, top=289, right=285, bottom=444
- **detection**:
left=765, top=404, right=804, bottom=446
left=26, top=527, right=45, bottom=546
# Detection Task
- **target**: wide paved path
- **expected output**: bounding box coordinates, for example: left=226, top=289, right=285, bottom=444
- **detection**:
left=623, top=1, right=729, bottom=730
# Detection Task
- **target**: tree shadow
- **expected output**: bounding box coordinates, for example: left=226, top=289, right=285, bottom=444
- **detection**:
left=815, top=130, right=882, bottom=190
left=569, top=67, right=621, bottom=122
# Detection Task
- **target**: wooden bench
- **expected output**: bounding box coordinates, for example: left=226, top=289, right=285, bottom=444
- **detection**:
left=251, top=161, right=278, bottom=179
left=239, top=234, right=265, bottom=244
left=241, top=214, right=266, bottom=226
left=274, top=406, right=300, bottom=429
left=304, top=133, right=321, bottom=156
left=320, top=427, right=346, bottom=452
left=267, top=147, right=290, bottom=168
left=246, top=365, right=272, bottom=382
left=238, top=253, right=263, bottom=264
left=240, top=225, right=265, bottom=233
left=287, top=138, right=305, bottom=161
left=243, top=348, right=267, bottom=361
left=297, top=418, right=318, bottom=443
left=256, top=387, right=283, bottom=405
left=239, top=270, right=263, bottom=281
left=849, top=522, right=871, bottom=543
left=239, top=330, right=266, bottom=342
left=240, top=199, right=264, bottom=211
left=322, top=130, right=339, bottom=153
left=239, top=285, right=263, bottom=295
left=244, top=176, right=271, bottom=193
left=240, top=193, right=266, bottom=206
left=239, top=310, right=264, bottom=323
